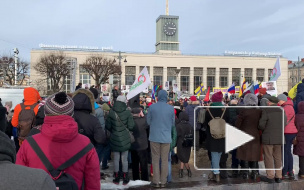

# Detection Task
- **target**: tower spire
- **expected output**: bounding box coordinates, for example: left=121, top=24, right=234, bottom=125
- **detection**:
left=166, top=0, right=169, bottom=15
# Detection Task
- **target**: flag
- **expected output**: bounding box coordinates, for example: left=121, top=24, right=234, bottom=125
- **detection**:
left=227, top=83, right=235, bottom=94
left=254, top=81, right=260, bottom=95
left=289, top=81, right=302, bottom=99
left=269, top=57, right=281, bottom=81
left=204, top=87, right=210, bottom=102
left=152, top=85, right=159, bottom=100
left=195, top=83, right=205, bottom=96
left=243, top=83, right=254, bottom=94
left=127, top=66, right=151, bottom=100
left=239, top=78, right=246, bottom=97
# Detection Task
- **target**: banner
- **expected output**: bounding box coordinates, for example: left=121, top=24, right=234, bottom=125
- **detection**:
left=164, top=81, right=169, bottom=91
left=127, top=67, right=151, bottom=100
left=261, top=81, right=277, bottom=96
left=269, top=57, right=281, bottom=81
left=173, top=83, right=178, bottom=93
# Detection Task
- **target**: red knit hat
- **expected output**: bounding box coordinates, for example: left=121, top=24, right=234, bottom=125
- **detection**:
left=259, top=88, right=267, bottom=95
left=211, top=91, right=223, bottom=102
left=190, top=96, right=197, bottom=101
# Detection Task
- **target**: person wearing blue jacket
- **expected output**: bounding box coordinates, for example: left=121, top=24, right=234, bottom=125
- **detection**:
left=147, top=90, right=175, bottom=188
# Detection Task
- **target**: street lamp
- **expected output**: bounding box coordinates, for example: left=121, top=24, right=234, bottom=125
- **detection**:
left=113, top=51, right=127, bottom=90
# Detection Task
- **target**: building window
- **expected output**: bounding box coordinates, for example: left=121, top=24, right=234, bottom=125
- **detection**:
left=63, top=75, right=71, bottom=93
left=125, top=66, right=136, bottom=85
left=153, top=76, right=163, bottom=86
left=268, top=69, right=272, bottom=81
left=256, top=69, right=264, bottom=82
left=219, top=68, right=228, bottom=87
left=207, top=68, right=216, bottom=91
left=207, top=76, right=215, bottom=90
left=232, top=68, right=241, bottom=86
left=79, top=65, right=91, bottom=85
left=220, top=76, right=228, bottom=87
left=125, top=75, right=135, bottom=85
left=245, top=68, right=253, bottom=83
left=194, top=76, right=202, bottom=89
left=181, top=76, right=189, bottom=92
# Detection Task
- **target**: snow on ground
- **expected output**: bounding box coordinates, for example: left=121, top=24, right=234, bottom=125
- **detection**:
left=101, top=180, right=150, bottom=190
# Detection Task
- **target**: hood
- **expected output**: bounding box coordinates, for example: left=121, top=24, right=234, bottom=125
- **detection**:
left=0, top=131, right=16, bottom=163
left=297, top=83, right=304, bottom=93
left=72, top=89, right=95, bottom=114
left=157, top=90, right=168, bottom=102
left=282, top=99, right=294, bottom=107
left=23, top=87, right=41, bottom=104
left=41, top=115, right=78, bottom=143
left=178, top=112, right=189, bottom=121
left=298, top=101, right=304, bottom=114
left=113, top=101, right=128, bottom=113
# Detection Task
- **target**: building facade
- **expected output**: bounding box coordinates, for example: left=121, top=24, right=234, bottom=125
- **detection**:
left=288, top=59, right=304, bottom=90
left=30, top=49, right=289, bottom=95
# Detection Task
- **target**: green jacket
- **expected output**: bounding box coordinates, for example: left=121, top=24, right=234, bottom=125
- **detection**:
left=170, top=126, right=177, bottom=151
left=106, top=101, right=135, bottom=152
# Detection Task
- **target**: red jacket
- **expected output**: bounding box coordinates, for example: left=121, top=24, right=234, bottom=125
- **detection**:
left=16, top=115, right=100, bottom=190
left=282, top=100, right=298, bottom=134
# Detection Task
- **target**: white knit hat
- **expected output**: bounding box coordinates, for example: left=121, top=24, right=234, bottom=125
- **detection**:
left=117, top=95, right=127, bottom=103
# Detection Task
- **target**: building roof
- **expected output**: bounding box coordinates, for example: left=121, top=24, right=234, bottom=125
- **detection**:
left=288, top=61, right=304, bottom=69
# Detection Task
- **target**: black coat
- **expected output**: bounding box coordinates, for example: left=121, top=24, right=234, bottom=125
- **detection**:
left=112, top=89, right=119, bottom=101
left=73, top=89, right=106, bottom=145
left=176, top=112, right=192, bottom=163
left=203, top=103, right=229, bottom=152
left=131, top=116, right=149, bottom=151
left=0, top=105, right=7, bottom=133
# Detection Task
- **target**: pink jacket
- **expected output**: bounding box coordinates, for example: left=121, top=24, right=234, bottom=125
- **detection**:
left=282, top=100, right=298, bottom=134
left=16, top=115, right=100, bottom=190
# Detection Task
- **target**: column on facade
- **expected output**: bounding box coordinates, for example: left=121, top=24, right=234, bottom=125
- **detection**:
left=150, top=66, right=154, bottom=89
left=189, top=67, right=194, bottom=94
left=252, top=68, right=257, bottom=83
left=203, top=68, right=207, bottom=89
left=228, top=68, right=232, bottom=86
left=240, top=68, right=245, bottom=85
left=163, top=67, right=167, bottom=87
left=176, top=67, right=181, bottom=91
left=215, top=67, right=220, bottom=88
left=135, top=66, right=140, bottom=78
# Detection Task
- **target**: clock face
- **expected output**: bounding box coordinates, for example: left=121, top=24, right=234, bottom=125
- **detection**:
left=163, top=22, right=177, bottom=36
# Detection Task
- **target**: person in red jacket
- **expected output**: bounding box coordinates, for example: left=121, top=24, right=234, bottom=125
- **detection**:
left=11, top=87, right=41, bottom=146
left=16, top=92, right=100, bottom=190
left=278, top=94, right=298, bottom=180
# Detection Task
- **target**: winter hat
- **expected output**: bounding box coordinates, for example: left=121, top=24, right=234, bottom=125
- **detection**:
left=267, top=96, right=279, bottom=104
left=44, top=92, right=74, bottom=116
left=259, top=88, right=267, bottom=96
left=0, top=131, right=16, bottom=163
left=89, top=88, right=99, bottom=100
left=244, top=93, right=258, bottom=106
left=211, top=91, right=223, bottom=102
left=117, top=95, right=127, bottom=104
left=277, top=94, right=287, bottom=102
left=190, top=96, right=197, bottom=101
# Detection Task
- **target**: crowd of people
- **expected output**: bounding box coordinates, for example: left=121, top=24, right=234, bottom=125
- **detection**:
left=1, top=82, right=304, bottom=189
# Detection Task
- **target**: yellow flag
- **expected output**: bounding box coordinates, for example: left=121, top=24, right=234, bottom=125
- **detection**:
left=195, top=83, right=205, bottom=96
left=239, top=78, right=246, bottom=97
left=289, top=81, right=302, bottom=99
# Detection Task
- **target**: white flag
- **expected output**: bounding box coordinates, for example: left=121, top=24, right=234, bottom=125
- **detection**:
left=127, top=66, right=151, bottom=100
left=269, top=57, right=281, bottom=81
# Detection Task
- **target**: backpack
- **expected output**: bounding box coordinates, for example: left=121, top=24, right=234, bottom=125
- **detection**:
left=27, top=136, right=93, bottom=190
left=17, top=103, right=38, bottom=141
left=207, top=108, right=226, bottom=139
left=182, top=129, right=193, bottom=147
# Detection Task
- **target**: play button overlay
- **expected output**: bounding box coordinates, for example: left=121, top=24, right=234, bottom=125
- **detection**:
left=225, top=123, right=254, bottom=153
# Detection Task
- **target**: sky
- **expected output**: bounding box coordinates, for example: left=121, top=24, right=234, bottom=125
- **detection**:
left=0, top=0, right=303, bottom=62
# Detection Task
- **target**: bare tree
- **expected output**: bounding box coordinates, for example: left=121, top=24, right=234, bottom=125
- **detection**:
left=82, top=55, right=121, bottom=86
left=0, top=55, right=29, bottom=86
left=34, top=52, right=70, bottom=94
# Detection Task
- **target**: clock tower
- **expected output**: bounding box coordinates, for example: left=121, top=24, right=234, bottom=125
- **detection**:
left=155, top=1, right=180, bottom=54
